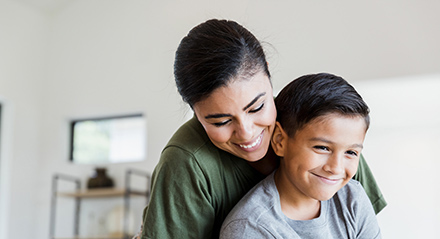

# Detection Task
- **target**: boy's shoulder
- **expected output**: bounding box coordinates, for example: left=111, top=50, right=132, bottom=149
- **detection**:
left=337, top=179, right=365, bottom=198
left=333, top=179, right=372, bottom=212
left=222, top=172, right=281, bottom=224
left=220, top=172, right=292, bottom=238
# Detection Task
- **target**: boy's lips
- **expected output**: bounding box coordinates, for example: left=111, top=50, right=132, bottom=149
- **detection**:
left=313, top=173, right=343, bottom=185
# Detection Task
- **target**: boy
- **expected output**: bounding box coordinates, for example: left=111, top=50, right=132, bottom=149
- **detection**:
left=220, top=73, right=381, bottom=238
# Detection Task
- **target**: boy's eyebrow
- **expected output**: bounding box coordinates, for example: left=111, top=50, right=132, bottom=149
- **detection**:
left=309, top=137, right=364, bottom=149
left=205, top=92, right=266, bottom=119
left=243, top=93, right=266, bottom=111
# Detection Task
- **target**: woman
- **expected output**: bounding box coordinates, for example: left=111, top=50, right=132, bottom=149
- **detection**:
left=139, top=19, right=386, bottom=239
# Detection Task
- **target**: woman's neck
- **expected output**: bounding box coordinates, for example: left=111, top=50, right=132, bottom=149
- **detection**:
left=247, top=146, right=279, bottom=175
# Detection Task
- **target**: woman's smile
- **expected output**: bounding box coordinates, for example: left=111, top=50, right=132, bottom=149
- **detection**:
left=193, top=71, right=277, bottom=162
left=236, top=131, right=264, bottom=151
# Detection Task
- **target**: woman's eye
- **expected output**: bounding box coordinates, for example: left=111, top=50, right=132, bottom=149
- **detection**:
left=213, top=120, right=231, bottom=127
left=249, top=103, right=264, bottom=113
left=313, top=145, right=329, bottom=151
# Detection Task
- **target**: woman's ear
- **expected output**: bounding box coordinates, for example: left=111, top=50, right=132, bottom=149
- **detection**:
left=271, top=122, right=287, bottom=157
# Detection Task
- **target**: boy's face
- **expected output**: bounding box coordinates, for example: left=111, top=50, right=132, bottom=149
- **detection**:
left=272, top=113, right=367, bottom=202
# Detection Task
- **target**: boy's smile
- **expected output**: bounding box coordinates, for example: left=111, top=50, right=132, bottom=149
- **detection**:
left=273, top=113, right=367, bottom=208
left=312, top=173, right=344, bottom=185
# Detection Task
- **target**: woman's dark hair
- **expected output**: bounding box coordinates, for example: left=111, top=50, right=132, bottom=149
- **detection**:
left=275, top=73, right=370, bottom=137
left=174, top=19, right=270, bottom=107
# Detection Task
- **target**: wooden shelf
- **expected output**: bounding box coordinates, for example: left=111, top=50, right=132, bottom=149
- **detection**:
left=53, top=235, right=128, bottom=239
left=50, top=170, right=150, bottom=239
left=57, top=188, right=147, bottom=198
left=54, top=237, right=125, bottom=239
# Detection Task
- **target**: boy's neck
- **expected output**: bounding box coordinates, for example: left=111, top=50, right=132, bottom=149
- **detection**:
left=247, top=146, right=279, bottom=176
left=274, top=168, right=321, bottom=220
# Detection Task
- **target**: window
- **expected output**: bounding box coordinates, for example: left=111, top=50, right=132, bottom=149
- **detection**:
left=69, top=114, right=146, bottom=164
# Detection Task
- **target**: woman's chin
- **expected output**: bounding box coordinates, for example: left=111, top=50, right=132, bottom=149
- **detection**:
left=241, top=148, right=268, bottom=162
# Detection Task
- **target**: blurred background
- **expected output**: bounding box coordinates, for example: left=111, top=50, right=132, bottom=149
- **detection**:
left=0, top=0, right=439, bottom=238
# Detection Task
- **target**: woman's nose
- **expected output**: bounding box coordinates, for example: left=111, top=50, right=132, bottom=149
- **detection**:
left=235, top=120, right=253, bottom=140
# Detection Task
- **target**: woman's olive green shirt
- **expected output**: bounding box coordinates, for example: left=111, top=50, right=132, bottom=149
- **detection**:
left=141, top=117, right=386, bottom=239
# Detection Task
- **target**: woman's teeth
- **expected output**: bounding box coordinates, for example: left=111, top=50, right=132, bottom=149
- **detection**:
left=239, top=134, right=262, bottom=149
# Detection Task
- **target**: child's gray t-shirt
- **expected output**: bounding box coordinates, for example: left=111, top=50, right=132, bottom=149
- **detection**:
left=220, top=172, right=381, bottom=239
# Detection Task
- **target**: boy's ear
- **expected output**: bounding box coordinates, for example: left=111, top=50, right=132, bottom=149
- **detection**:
left=271, top=121, right=287, bottom=157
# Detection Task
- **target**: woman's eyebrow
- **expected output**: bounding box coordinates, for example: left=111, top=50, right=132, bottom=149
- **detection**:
left=205, top=92, right=266, bottom=119
left=243, top=92, right=266, bottom=111
left=205, top=113, right=232, bottom=119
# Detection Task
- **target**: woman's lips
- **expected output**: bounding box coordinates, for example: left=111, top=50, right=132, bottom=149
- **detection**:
left=237, top=131, right=263, bottom=151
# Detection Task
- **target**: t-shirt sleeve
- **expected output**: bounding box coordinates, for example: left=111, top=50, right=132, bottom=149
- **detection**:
left=353, top=154, right=387, bottom=214
left=141, top=146, right=215, bottom=239
left=220, top=220, right=276, bottom=239
left=352, top=182, right=382, bottom=239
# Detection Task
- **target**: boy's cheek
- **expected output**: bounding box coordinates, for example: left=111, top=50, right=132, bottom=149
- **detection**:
left=347, top=160, right=360, bottom=177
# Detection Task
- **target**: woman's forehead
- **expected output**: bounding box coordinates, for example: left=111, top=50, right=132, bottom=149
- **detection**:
left=193, top=71, right=273, bottom=113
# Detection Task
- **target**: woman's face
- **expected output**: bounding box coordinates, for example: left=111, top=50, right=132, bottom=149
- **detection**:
left=193, top=71, right=277, bottom=162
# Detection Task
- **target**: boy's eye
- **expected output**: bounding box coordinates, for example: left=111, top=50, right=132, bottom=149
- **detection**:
left=313, top=145, right=329, bottom=151
left=213, top=119, right=231, bottom=127
left=249, top=103, right=264, bottom=113
left=346, top=150, right=358, bottom=157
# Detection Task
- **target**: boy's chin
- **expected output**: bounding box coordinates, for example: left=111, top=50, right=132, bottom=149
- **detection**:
left=315, top=191, right=339, bottom=202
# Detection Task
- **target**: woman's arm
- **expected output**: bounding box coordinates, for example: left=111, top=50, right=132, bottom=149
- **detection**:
left=141, top=147, right=215, bottom=239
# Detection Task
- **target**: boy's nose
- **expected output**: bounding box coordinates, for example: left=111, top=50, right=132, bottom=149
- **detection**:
left=323, top=154, right=344, bottom=175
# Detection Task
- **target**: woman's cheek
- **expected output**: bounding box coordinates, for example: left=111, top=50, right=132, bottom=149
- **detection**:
left=206, top=127, right=231, bottom=144
left=266, top=101, right=277, bottom=122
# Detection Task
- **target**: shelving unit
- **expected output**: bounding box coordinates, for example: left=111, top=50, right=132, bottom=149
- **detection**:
left=49, top=169, right=150, bottom=239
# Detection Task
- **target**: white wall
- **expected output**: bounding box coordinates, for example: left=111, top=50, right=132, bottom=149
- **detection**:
left=1, top=0, right=440, bottom=238
left=356, top=75, right=440, bottom=239
left=0, top=1, right=49, bottom=238
left=35, top=1, right=190, bottom=236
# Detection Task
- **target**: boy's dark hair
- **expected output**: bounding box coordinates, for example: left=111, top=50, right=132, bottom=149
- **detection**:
left=275, top=73, right=370, bottom=137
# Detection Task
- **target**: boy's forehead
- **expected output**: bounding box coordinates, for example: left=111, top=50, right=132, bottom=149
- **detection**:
left=309, top=113, right=368, bottom=129
left=293, top=113, right=367, bottom=143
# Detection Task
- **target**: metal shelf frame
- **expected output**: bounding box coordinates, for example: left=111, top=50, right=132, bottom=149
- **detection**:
left=49, top=169, right=150, bottom=239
